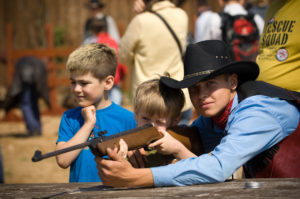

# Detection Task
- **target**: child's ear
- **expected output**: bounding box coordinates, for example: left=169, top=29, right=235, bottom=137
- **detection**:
left=134, top=112, right=138, bottom=121
left=104, top=75, right=114, bottom=90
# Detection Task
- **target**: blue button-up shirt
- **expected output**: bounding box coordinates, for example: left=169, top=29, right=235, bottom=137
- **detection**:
left=151, top=94, right=300, bottom=186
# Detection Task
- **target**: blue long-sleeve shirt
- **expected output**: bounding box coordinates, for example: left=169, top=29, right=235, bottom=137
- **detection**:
left=151, top=94, right=300, bottom=186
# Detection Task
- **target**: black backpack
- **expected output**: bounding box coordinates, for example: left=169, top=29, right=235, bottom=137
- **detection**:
left=220, top=12, right=259, bottom=61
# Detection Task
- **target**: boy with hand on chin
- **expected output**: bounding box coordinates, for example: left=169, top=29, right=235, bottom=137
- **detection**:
left=55, top=43, right=136, bottom=183
left=96, top=40, right=300, bottom=187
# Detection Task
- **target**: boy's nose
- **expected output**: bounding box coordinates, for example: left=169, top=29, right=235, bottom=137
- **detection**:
left=73, top=84, right=82, bottom=92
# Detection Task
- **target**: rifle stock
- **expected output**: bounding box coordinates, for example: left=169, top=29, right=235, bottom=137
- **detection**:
left=91, top=124, right=163, bottom=157
left=32, top=124, right=203, bottom=162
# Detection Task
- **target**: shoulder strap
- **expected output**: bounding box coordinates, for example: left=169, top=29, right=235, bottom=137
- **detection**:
left=237, top=81, right=300, bottom=107
left=150, top=11, right=183, bottom=57
left=219, top=12, right=233, bottom=42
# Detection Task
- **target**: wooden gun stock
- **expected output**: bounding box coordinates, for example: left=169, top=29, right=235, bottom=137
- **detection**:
left=91, top=124, right=163, bottom=157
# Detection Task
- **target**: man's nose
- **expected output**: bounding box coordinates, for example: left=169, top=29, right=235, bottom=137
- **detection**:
left=198, top=87, right=208, bottom=100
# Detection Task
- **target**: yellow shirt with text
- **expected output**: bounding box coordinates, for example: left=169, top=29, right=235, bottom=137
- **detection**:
left=256, top=0, right=300, bottom=92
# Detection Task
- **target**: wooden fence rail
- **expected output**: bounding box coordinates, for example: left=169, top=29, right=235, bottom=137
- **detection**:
left=5, top=24, right=77, bottom=117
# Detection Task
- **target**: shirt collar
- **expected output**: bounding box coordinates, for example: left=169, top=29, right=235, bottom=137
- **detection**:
left=231, top=93, right=239, bottom=113
left=152, top=0, right=175, bottom=12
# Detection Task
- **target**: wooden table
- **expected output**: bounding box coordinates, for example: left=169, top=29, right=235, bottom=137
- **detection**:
left=0, top=178, right=299, bottom=198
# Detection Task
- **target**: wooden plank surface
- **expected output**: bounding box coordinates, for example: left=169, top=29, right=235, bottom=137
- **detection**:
left=0, top=178, right=299, bottom=198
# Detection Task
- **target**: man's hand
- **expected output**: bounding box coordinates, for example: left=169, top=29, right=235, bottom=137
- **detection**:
left=127, top=148, right=148, bottom=168
left=133, top=0, right=145, bottom=13
left=95, top=148, right=154, bottom=188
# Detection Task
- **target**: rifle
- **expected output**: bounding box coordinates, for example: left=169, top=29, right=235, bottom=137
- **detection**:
left=32, top=124, right=203, bottom=162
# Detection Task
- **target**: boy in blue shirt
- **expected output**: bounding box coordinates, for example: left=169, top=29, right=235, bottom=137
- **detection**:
left=95, top=40, right=300, bottom=187
left=56, top=43, right=136, bottom=182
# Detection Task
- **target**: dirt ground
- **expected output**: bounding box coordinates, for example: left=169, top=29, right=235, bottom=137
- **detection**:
left=0, top=110, right=69, bottom=184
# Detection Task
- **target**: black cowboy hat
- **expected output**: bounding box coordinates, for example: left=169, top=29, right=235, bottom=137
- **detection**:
left=161, top=40, right=259, bottom=88
left=85, top=0, right=105, bottom=9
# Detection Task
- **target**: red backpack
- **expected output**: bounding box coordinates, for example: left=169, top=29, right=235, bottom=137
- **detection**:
left=220, top=12, right=259, bottom=61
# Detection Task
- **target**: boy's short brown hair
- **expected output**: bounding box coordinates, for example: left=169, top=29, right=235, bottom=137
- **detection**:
left=134, top=78, right=185, bottom=121
left=66, top=43, right=117, bottom=81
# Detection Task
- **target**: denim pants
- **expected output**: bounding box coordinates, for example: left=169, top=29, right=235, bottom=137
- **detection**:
left=20, top=84, right=41, bottom=135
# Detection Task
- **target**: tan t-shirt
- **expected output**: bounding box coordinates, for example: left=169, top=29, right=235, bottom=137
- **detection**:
left=119, top=1, right=192, bottom=111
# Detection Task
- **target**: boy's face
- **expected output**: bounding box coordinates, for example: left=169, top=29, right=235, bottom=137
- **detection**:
left=70, top=72, right=109, bottom=108
left=135, top=110, right=178, bottom=132
left=188, top=74, right=237, bottom=117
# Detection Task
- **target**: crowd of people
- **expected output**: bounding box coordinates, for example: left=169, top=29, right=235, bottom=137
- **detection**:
left=2, top=0, right=300, bottom=187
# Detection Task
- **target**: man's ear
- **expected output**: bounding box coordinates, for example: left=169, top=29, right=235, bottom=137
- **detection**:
left=104, top=75, right=114, bottom=91
left=229, top=73, right=238, bottom=91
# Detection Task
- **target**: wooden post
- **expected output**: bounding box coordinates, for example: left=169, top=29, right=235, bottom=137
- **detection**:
left=45, top=24, right=59, bottom=113
left=2, top=23, right=76, bottom=121
left=5, top=24, right=13, bottom=87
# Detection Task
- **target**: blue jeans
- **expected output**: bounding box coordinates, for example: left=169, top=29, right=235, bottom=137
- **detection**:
left=20, top=84, right=41, bottom=135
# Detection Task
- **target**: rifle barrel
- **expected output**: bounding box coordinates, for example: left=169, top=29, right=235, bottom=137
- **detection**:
left=32, top=141, right=91, bottom=162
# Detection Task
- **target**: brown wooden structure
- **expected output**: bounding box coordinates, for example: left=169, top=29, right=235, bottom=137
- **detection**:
left=1, top=0, right=223, bottom=120
left=5, top=24, right=77, bottom=116
left=0, top=178, right=299, bottom=198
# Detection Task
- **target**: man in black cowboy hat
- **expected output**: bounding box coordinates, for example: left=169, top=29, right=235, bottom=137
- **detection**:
left=95, top=40, right=300, bottom=187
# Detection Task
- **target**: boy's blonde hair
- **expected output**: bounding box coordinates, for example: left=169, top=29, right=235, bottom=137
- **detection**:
left=66, top=43, right=117, bottom=81
left=134, top=78, right=185, bottom=121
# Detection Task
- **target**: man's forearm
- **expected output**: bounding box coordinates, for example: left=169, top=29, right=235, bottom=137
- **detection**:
left=128, top=168, right=154, bottom=188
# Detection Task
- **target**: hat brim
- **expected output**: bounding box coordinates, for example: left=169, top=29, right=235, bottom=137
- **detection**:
left=161, top=61, right=259, bottom=89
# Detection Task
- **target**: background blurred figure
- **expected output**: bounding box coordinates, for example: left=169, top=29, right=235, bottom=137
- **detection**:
left=193, top=0, right=265, bottom=45
left=218, top=0, right=265, bottom=35
left=83, top=17, right=101, bottom=45
left=194, top=0, right=220, bottom=42
left=219, top=0, right=264, bottom=61
left=2, top=57, right=50, bottom=136
left=256, top=0, right=300, bottom=92
left=84, top=0, right=120, bottom=44
left=246, top=0, right=269, bottom=20
left=120, top=0, right=193, bottom=125
left=84, top=17, right=127, bottom=105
